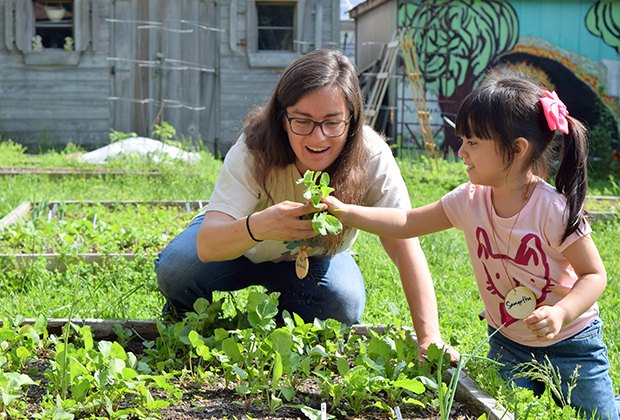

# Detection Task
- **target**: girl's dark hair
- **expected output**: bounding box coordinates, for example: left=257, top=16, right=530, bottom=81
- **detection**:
left=455, top=69, right=589, bottom=243
left=243, top=48, right=369, bottom=254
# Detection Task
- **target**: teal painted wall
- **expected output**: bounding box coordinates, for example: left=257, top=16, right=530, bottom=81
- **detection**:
left=513, top=0, right=617, bottom=61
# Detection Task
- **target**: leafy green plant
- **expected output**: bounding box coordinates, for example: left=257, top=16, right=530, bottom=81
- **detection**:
left=423, top=326, right=503, bottom=420
left=0, top=316, right=46, bottom=416
left=150, top=120, right=191, bottom=152
left=512, top=355, right=584, bottom=419
left=0, top=140, right=28, bottom=166
left=43, top=324, right=175, bottom=418
left=0, top=371, right=35, bottom=415
left=109, top=128, right=138, bottom=143
left=296, top=170, right=342, bottom=236
left=151, top=121, right=176, bottom=143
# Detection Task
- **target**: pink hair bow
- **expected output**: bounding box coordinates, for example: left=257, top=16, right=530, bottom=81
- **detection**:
left=540, top=90, right=569, bottom=134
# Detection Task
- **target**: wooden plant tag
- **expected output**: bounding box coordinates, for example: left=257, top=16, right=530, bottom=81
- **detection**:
left=504, top=286, right=536, bottom=319
left=295, top=249, right=309, bottom=279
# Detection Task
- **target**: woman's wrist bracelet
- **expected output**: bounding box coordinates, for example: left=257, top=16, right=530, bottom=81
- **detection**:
left=246, top=213, right=263, bottom=242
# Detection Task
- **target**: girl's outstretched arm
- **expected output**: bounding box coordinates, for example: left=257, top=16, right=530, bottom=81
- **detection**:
left=523, top=235, right=607, bottom=341
left=322, top=197, right=453, bottom=238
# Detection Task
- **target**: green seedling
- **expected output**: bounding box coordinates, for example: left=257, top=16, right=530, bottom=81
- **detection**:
left=296, top=170, right=343, bottom=236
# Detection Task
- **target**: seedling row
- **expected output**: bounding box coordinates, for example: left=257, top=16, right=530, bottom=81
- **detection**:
left=0, top=200, right=206, bottom=259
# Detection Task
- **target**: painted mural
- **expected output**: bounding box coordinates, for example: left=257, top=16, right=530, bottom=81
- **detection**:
left=398, top=0, right=620, bottom=162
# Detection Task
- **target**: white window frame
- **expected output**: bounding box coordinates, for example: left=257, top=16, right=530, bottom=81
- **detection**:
left=246, top=0, right=303, bottom=68
left=256, top=1, right=294, bottom=51
left=4, top=0, right=98, bottom=66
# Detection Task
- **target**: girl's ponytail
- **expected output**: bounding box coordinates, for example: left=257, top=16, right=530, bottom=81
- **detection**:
left=555, top=115, right=589, bottom=242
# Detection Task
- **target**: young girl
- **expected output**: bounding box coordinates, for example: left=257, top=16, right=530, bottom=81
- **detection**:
left=323, top=70, right=618, bottom=419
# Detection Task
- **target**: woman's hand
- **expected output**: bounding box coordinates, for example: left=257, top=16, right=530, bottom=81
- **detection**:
left=249, top=200, right=324, bottom=242
left=198, top=200, right=326, bottom=262
left=417, top=336, right=460, bottom=366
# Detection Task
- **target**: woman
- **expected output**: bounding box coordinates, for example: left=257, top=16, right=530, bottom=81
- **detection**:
left=155, top=48, right=454, bottom=360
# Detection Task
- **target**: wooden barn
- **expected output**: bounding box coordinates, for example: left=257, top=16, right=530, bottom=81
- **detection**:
left=0, top=0, right=341, bottom=153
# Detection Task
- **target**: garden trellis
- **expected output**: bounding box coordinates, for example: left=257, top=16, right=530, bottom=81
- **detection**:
left=106, top=6, right=223, bottom=150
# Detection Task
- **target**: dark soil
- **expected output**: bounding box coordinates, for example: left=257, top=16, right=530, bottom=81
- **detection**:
left=24, top=357, right=478, bottom=419
left=156, top=379, right=478, bottom=420
left=21, top=337, right=480, bottom=419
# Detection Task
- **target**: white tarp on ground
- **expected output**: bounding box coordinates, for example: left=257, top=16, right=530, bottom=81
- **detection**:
left=80, top=137, right=201, bottom=164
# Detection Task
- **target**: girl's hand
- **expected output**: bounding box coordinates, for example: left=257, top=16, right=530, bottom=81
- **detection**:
left=250, top=200, right=324, bottom=242
left=523, top=305, right=567, bottom=341
left=321, top=196, right=351, bottom=225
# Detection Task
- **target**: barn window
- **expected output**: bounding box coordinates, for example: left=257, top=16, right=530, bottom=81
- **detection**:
left=256, top=2, right=294, bottom=51
left=246, top=0, right=300, bottom=68
left=4, top=0, right=99, bottom=65
left=33, top=0, right=74, bottom=50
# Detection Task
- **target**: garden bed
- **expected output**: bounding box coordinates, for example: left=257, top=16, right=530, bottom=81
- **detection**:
left=587, top=195, right=620, bottom=221
left=11, top=317, right=511, bottom=420
left=0, top=200, right=207, bottom=269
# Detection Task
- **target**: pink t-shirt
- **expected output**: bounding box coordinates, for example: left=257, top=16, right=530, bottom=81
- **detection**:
left=441, top=180, right=598, bottom=347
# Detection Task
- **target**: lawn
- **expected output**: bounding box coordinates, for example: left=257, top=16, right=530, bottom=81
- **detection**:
left=0, top=139, right=618, bottom=418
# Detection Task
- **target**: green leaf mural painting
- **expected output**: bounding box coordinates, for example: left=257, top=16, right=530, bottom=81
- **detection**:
left=397, top=0, right=619, bottom=159
left=399, top=0, right=519, bottom=153
left=586, top=1, right=620, bottom=54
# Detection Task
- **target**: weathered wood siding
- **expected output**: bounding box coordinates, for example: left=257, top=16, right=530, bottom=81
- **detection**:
left=217, top=0, right=340, bottom=154
left=353, top=0, right=395, bottom=72
left=0, top=0, right=110, bottom=150
left=108, top=0, right=219, bottom=152
left=0, top=0, right=339, bottom=153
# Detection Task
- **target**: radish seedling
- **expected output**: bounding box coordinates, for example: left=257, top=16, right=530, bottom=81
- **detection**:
left=294, top=170, right=343, bottom=278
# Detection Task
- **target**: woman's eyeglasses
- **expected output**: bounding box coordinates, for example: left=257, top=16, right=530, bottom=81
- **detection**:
left=285, top=114, right=351, bottom=137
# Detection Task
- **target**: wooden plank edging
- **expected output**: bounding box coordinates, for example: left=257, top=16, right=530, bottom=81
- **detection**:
left=41, top=199, right=209, bottom=211
left=0, top=167, right=161, bottom=176
left=0, top=199, right=209, bottom=223
left=0, top=253, right=142, bottom=270
left=590, top=211, right=619, bottom=222
left=19, top=318, right=160, bottom=340
left=0, top=202, right=31, bottom=229
left=588, top=195, right=620, bottom=201
left=352, top=324, right=512, bottom=419
left=449, top=368, right=513, bottom=420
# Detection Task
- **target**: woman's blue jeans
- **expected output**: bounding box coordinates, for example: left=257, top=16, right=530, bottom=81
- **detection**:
left=488, top=319, right=619, bottom=420
left=155, top=214, right=366, bottom=325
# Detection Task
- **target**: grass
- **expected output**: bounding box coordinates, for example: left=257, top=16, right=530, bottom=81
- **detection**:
left=0, top=139, right=619, bottom=416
